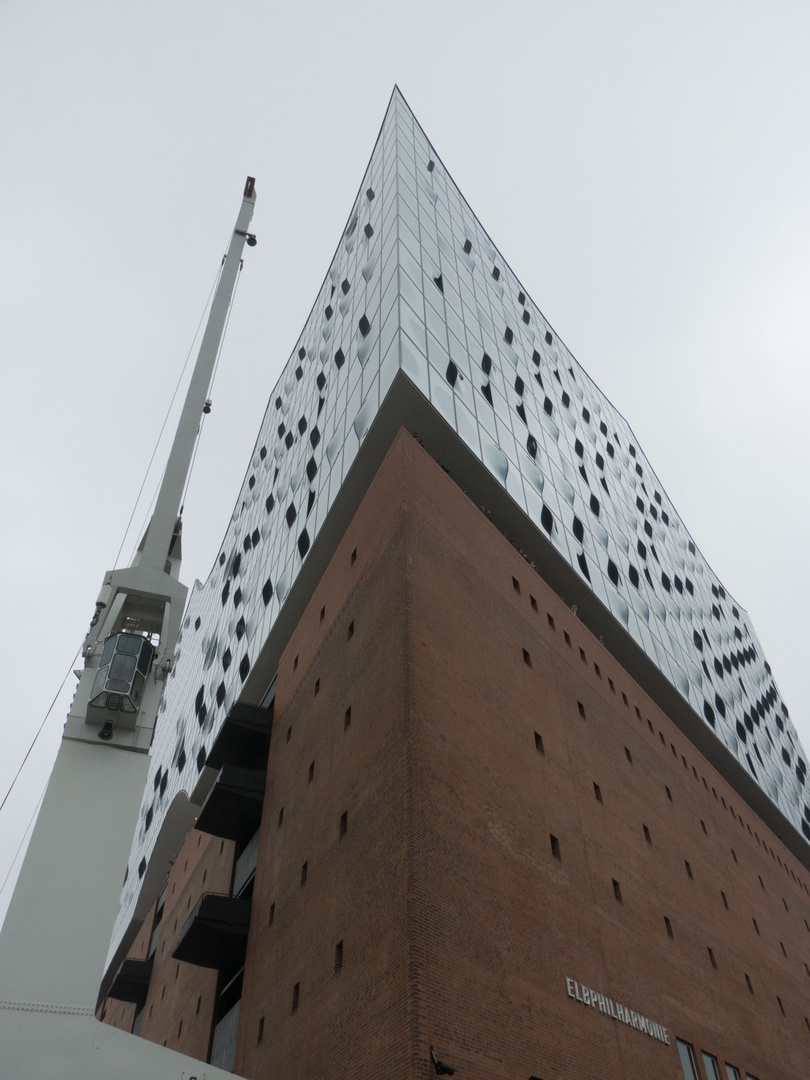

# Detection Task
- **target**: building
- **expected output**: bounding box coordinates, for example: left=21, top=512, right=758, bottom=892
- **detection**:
left=99, top=89, right=810, bottom=1079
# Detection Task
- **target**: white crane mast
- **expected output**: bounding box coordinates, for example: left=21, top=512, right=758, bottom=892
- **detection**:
left=0, top=178, right=257, bottom=1079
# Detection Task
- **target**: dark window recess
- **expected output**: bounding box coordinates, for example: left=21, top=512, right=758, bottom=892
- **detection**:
left=613, top=880, right=622, bottom=902
left=577, top=552, right=591, bottom=581
left=532, top=349, right=542, bottom=366
left=221, top=581, right=230, bottom=605
left=643, top=824, right=651, bottom=844
left=316, top=371, right=326, bottom=391
left=306, top=458, right=317, bottom=482
left=516, top=403, right=527, bottom=425
left=364, top=223, right=374, bottom=239
left=216, top=682, right=226, bottom=706
left=543, top=397, right=553, bottom=415
left=334, top=941, right=344, bottom=972
left=541, top=505, right=554, bottom=533
left=222, top=649, right=232, bottom=672
left=233, top=587, right=242, bottom=607
left=575, top=439, right=584, bottom=458
left=286, top=504, right=297, bottom=527
left=685, top=861, right=693, bottom=879
left=138, top=857, right=147, bottom=879
left=504, top=326, right=513, bottom=345
left=239, top=654, right=250, bottom=682
left=195, top=687, right=206, bottom=715
left=298, top=530, right=310, bottom=557
left=334, top=348, right=345, bottom=369
left=625, top=747, right=633, bottom=764
left=628, top=564, right=639, bottom=588
left=665, top=916, right=673, bottom=938
left=518, top=291, right=526, bottom=305
left=562, top=391, right=570, bottom=408
left=324, top=304, right=333, bottom=320
left=573, top=517, right=584, bottom=542
left=446, top=361, right=458, bottom=387
left=292, top=983, right=300, bottom=1012
left=608, top=560, right=620, bottom=586
left=481, top=352, right=492, bottom=374
left=463, top=238, right=472, bottom=254
left=248, top=475, right=255, bottom=490
left=535, top=732, right=544, bottom=754
left=251, top=528, right=260, bottom=547
left=300, top=863, right=308, bottom=887
left=340, top=811, right=347, bottom=838
left=522, top=310, right=530, bottom=324
left=295, top=366, right=303, bottom=381
left=481, top=382, right=493, bottom=406
left=434, top=274, right=443, bottom=292
left=578, top=701, right=586, bottom=719
left=177, top=748, right=186, bottom=772
left=589, top=494, right=600, bottom=517
left=550, top=835, right=561, bottom=860
left=527, top=434, right=538, bottom=458
left=708, top=947, right=717, bottom=969
left=265, top=494, right=275, bottom=514
left=545, top=330, right=553, bottom=345
left=358, top=315, right=371, bottom=337
left=236, top=617, right=246, bottom=641
left=196, top=747, right=207, bottom=772
left=366, top=187, right=375, bottom=200
left=594, top=782, right=602, bottom=802
left=523, top=649, right=531, bottom=667
left=262, top=577, right=273, bottom=606
left=515, top=375, right=524, bottom=395
left=492, top=266, right=501, bottom=281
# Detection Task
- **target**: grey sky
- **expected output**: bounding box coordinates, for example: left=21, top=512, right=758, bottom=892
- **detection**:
left=2, top=0, right=809, bottom=925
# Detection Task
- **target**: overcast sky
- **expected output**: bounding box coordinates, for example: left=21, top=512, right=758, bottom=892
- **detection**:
left=2, top=0, right=810, bottom=927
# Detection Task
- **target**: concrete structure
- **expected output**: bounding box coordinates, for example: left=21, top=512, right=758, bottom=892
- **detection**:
left=99, top=90, right=810, bottom=1079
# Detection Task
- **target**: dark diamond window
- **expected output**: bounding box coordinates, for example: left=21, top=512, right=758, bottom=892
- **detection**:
left=262, top=577, right=273, bottom=606
left=239, top=654, right=250, bottom=682
left=541, top=504, right=554, bottom=533
left=298, top=529, right=310, bottom=558
left=286, top=504, right=297, bottom=527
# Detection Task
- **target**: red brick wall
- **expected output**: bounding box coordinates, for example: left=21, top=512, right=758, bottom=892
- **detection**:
left=104, top=431, right=810, bottom=1080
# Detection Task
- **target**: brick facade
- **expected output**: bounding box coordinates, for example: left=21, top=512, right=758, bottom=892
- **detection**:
left=104, top=431, right=810, bottom=1079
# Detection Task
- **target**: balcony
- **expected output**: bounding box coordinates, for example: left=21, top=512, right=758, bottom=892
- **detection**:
left=195, top=764, right=265, bottom=844
left=107, top=958, right=153, bottom=1004
left=172, top=893, right=252, bottom=970
left=206, top=701, right=273, bottom=771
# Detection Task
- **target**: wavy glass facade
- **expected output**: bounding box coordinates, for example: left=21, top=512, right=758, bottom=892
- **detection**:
left=108, top=88, right=809, bottom=967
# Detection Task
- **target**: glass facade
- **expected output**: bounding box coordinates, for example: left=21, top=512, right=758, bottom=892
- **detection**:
left=107, top=88, right=810, bottom=965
